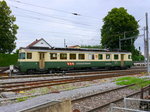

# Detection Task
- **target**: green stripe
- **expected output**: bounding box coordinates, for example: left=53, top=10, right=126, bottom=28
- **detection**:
left=18, top=61, right=132, bottom=72
left=18, top=61, right=39, bottom=72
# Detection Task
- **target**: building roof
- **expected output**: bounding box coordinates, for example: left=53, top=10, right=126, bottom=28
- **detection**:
left=26, top=38, right=52, bottom=48
left=68, top=45, right=80, bottom=48
left=20, top=38, right=129, bottom=53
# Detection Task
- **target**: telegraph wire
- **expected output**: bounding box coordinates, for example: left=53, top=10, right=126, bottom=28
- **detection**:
left=15, top=14, right=99, bottom=32
left=9, top=5, right=143, bottom=36
left=16, top=26, right=99, bottom=38
left=11, top=6, right=96, bottom=27
left=102, top=29, right=143, bottom=38
left=7, top=0, right=100, bottom=20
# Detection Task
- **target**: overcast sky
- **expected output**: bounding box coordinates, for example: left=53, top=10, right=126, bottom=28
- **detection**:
left=4, top=0, right=150, bottom=53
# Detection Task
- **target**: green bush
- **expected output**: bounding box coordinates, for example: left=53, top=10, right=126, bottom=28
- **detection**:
left=0, top=53, right=18, bottom=67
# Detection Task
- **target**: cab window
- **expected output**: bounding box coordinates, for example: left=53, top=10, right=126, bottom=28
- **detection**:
left=60, top=53, right=67, bottom=59
left=78, top=54, right=85, bottom=60
left=70, top=54, right=76, bottom=60
left=50, top=53, right=57, bottom=60
left=19, top=53, right=25, bottom=59
left=106, top=54, right=110, bottom=59
left=27, top=53, right=32, bottom=59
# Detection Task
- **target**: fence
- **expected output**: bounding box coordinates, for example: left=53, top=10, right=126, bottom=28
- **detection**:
left=110, top=98, right=150, bottom=112
left=110, top=85, right=150, bottom=112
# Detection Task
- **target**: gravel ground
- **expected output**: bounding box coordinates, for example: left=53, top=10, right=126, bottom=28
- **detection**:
left=98, top=93, right=147, bottom=112
left=0, top=81, right=121, bottom=112
left=0, top=76, right=70, bottom=83
left=0, top=70, right=144, bottom=83
left=72, top=87, right=138, bottom=112
left=0, top=73, right=116, bottom=83
left=0, top=74, right=148, bottom=112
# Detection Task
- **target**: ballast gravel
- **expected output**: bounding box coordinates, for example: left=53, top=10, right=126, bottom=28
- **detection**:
left=0, top=76, right=70, bottom=83
left=0, top=74, right=148, bottom=112
left=0, top=81, right=121, bottom=112
left=0, top=74, right=111, bottom=83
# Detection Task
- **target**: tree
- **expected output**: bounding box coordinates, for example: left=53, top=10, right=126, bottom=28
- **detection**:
left=81, top=45, right=102, bottom=49
left=0, top=0, right=18, bottom=53
left=101, top=7, right=139, bottom=51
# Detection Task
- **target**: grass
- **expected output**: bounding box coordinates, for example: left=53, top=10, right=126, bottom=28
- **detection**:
left=115, top=76, right=150, bottom=89
left=16, top=96, right=29, bottom=102
left=16, top=96, right=36, bottom=102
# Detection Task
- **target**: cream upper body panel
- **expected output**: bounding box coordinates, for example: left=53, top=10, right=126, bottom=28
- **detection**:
left=18, top=48, right=132, bottom=62
left=18, top=49, right=39, bottom=62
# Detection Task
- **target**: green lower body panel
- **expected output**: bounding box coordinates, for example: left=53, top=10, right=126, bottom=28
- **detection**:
left=18, top=61, right=39, bottom=72
left=45, top=61, right=132, bottom=70
left=18, top=61, right=132, bottom=72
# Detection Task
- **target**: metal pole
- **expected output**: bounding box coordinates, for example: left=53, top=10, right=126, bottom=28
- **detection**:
left=64, top=39, right=66, bottom=48
left=149, top=85, right=150, bottom=96
left=146, top=13, right=150, bottom=74
left=124, top=97, right=127, bottom=108
left=144, top=27, right=147, bottom=66
left=110, top=103, right=114, bottom=112
left=124, top=32, right=126, bottom=38
left=140, top=88, right=144, bottom=99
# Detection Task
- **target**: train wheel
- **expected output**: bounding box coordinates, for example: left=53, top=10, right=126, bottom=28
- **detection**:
left=105, top=67, right=111, bottom=70
left=62, top=71, right=66, bottom=75
left=27, top=69, right=34, bottom=74
left=49, top=70, right=53, bottom=74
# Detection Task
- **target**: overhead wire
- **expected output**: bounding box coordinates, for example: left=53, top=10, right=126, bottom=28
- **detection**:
left=102, top=29, right=144, bottom=38
left=15, top=14, right=99, bottom=33
left=6, top=1, right=143, bottom=41
left=16, top=25, right=99, bottom=38
left=6, top=0, right=101, bottom=34
left=7, top=0, right=100, bottom=20
left=11, top=5, right=96, bottom=27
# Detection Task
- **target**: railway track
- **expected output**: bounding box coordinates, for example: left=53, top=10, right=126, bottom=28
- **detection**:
left=0, top=67, right=146, bottom=80
left=0, top=69, right=146, bottom=92
left=72, top=84, right=145, bottom=112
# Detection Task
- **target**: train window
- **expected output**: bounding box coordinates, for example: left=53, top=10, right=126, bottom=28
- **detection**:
left=114, top=54, right=118, bottom=60
left=70, top=54, right=76, bottom=60
left=27, top=53, right=32, bottom=59
left=106, top=54, right=110, bottom=59
left=98, top=54, right=103, bottom=60
left=60, top=53, right=67, bottom=59
left=88, top=54, right=94, bottom=60
left=19, top=53, right=25, bottom=59
left=79, top=54, right=85, bottom=60
left=50, top=53, right=57, bottom=60
left=128, top=55, right=132, bottom=59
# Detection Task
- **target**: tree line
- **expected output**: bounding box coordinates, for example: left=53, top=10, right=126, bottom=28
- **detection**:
left=0, top=1, right=144, bottom=63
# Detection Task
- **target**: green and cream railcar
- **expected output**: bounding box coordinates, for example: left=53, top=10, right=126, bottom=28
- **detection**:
left=18, top=47, right=132, bottom=73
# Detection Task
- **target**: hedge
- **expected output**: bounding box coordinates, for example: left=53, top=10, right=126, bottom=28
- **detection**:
left=0, top=53, right=18, bottom=67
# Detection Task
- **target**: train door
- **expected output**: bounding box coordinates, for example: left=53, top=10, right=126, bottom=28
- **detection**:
left=121, top=54, right=124, bottom=67
left=39, top=52, right=45, bottom=69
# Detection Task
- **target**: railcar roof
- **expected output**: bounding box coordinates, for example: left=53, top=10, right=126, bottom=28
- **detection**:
left=19, top=47, right=131, bottom=53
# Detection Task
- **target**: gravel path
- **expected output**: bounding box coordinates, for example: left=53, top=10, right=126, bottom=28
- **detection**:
left=0, top=81, right=120, bottom=112
left=72, top=87, right=137, bottom=112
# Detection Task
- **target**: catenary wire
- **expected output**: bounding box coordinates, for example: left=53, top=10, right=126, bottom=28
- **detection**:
left=7, top=0, right=100, bottom=20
